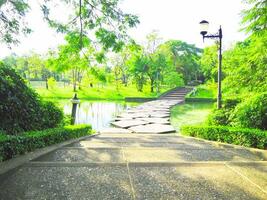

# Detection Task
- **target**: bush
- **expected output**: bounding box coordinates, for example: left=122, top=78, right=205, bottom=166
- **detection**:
left=0, top=64, right=63, bottom=134
left=40, top=101, right=64, bottom=128
left=0, top=125, right=92, bottom=162
left=181, top=125, right=267, bottom=149
left=206, top=98, right=241, bottom=126
left=230, top=93, right=267, bottom=130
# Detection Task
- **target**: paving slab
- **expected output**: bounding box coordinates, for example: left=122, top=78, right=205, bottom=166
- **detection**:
left=117, top=113, right=151, bottom=118
left=150, top=113, right=170, bottom=118
left=123, top=148, right=265, bottom=162
left=136, top=117, right=170, bottom=124
left=129, top=165, right=267, bottom=200
left=34, top=148, right=125, bottom=163
left=0, top=165, right=133, bottom=200
left=111, top=120, right=149, bottom=128
left=100, top=127, right=133, bottom=134
left=113, top=117, right=133, bottom=121
left=226, top=162, right=267, bottom=192
left=129, top=124, right=176, bottom=134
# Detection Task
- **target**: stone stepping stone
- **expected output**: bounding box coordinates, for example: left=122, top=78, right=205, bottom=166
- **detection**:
left=150, top=113, right=170, bottom=118
left=100, top=128, right=133, bottom=134
left=117, top=113, right=151, bottom=118
left=113, top=117, right=133, bottom=121
left=129, top=124, right=176, bottom=134
left=137, top=117, right=170, bottom=124
left=111, top=120, right=149, bottom=128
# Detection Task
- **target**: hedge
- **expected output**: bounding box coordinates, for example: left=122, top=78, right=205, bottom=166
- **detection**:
left=0, top=125, right=92, bottom=162
left=0, top=64, right=63, bottom=134
left=181, top=125, right=267, bottom=149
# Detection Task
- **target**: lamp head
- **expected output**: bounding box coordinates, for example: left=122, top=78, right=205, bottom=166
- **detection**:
left=200, top=20, right=209, bottom=36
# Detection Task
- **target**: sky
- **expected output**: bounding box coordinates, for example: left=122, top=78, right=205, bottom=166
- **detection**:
left=0, top=0, right=247, bottom=58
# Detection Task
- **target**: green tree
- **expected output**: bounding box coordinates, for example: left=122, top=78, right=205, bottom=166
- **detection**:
left=199, top=45, right=218, bottom=82
left=158, top=40, right=202, bottom=84
left=241, top=0, right=267, bottom=35
left=0, top=0, right=31, bottom=45
left=42, top=0, right=139, bottom=52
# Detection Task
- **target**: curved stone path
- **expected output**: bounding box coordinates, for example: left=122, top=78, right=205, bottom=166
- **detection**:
left=106, top=87, right=191, bottom=134
left=109, top=99, right=181, bottom=134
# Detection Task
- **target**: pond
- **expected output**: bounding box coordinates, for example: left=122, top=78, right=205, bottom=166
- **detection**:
left=61, top=101, right=137, bottom=131
left=60, top=100, right=213, bottom=132
left=170, top=102, right=213, bottom=132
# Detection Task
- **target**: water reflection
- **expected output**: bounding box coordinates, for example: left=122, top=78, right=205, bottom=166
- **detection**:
left=63, top=101, right=135, bottom=131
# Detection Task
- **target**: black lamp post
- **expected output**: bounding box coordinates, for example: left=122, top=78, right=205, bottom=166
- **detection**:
left=200, top=20, right=223, bottom=109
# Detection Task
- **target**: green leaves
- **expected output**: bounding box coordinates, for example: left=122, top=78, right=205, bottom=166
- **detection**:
left=241, top=0, right=267, bottom=35
left=181, top=125, right=267, bottom=149
left=42, top=0, right=139, bottom=52
left=0, top=0, right=31, bottom=45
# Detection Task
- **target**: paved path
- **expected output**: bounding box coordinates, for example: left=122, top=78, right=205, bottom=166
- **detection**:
left=0, top=133, right=266, bottom=199
left=0, top=87, right=266, bottom=199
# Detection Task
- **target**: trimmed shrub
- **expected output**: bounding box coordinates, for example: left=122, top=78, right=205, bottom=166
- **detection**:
left=0, top=125, right=92, bottom=162
left=0, top=64, right=63, bottom=134
left=181, top=125, right=267, bottom=149
left=230, top=93, right=267, bottom=130
left=40, top=101, right=64, bottom=129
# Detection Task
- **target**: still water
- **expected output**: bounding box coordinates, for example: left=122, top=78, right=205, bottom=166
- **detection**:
left=62, top=101, right=136, bottom=131
left=60, top=100, right=213, bottom=132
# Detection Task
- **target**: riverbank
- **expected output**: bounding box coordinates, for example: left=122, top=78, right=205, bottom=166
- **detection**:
left=35, top=85, right=169, bottom=101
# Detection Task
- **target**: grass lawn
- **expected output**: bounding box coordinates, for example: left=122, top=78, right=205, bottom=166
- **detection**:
left=186, top=84, right=217, bottom=99
left=35, top=84, right=171, bottom=100
left=171, top=102, right=213, bottom=132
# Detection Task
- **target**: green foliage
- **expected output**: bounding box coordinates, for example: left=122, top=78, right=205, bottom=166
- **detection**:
left=163, top=72, right=184, bottom=88
left=181, top=125, right=267, bottom=149
left=47, top=77, right=56, bottom=89
left=0, top=64, right=63, bottom=134
left=42, top=0, right=139, bottom=52
left=241, top=0, right=267, bottom=35
left=200, top=45, right=218, bottom=82
left=223, top=34, right=267, bottom=94
left=207, top=98, right=241, bottom=126
left=0, top=0, right=31, bottom=45
left=230, top=93, right=267, bottom=130
left=0, top=125, right=92, bottom=162
left=188, top=84, right=216, bottom=99
left=40, top=101, right=64, bottom=129
left=158, top=40, right=202, bottom=84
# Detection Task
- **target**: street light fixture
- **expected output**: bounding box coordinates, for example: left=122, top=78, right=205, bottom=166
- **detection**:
left=199, top=20, right=223, bottom=109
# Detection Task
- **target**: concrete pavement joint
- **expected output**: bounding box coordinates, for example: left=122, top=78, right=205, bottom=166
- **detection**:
left=225, top=163, right=267, bottom=195
left=26, top=161, right=267, bottom=167
left=122, top=147, right=136, bottom=200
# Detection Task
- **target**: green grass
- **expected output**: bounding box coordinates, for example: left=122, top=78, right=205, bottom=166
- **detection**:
left=187, top=84, right=217, bottom=99
left=170, top=102, right=213, bottom=131
left=34, top=84, right=171, bottom=100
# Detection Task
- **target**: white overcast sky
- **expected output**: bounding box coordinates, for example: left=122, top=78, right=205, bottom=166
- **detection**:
left=0, top=0, right=247, bottom=58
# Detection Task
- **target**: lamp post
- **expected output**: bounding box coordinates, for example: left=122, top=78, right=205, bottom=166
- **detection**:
left=199, top=20, right=223, bottom=109
left=71, top=93, right=80, bottom=125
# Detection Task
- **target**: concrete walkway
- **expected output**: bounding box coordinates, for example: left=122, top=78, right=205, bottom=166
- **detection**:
left=0, top=132, right=266, bottom=199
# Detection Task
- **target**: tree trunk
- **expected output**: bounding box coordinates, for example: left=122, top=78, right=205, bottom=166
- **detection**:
left=150, top=78, right=154, bottom=92
left=45, top=78, right=48, bottom=90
